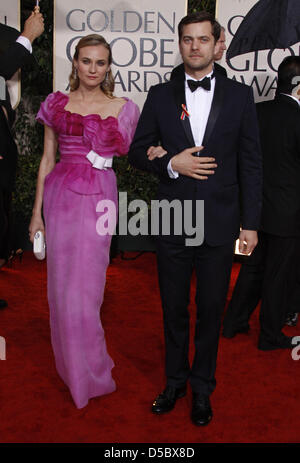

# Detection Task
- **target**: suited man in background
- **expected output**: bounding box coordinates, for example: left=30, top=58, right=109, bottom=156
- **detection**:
left=129, top=12, right=262, bottom=426
left=170, top=25, right=227, bottom=81
left=0, top=11, right=44, bottom=309
left=222, top=56, right=300, bottom=349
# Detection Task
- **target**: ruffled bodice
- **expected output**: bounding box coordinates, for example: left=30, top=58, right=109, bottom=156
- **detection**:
left=36, top=91, right=140, bottom=195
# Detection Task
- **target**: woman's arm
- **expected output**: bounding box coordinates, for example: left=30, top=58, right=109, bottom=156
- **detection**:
left=29, top=125, right=57, bottom=242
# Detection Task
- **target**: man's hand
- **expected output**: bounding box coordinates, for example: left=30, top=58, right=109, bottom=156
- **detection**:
left=238, top=230, right=258, bottom=255
left=147, top=145, right=167, bottom=160
left=22, top=11, right=44, bottom=44
left=0, top=156, right=3, bottom=160
left=171, top=146, right=217, bottom=180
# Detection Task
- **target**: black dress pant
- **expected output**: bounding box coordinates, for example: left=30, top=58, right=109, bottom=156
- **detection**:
left=0, top=188, right=12, bottom=260
left=223, top=231, right=299, bottom=344
left=156, top=238, right=234, bottom=396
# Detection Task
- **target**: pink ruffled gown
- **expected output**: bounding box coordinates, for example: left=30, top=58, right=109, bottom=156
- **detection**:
left=36, top=91, right=139, bottom=408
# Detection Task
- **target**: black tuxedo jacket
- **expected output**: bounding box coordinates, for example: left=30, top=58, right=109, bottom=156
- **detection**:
left=0, top=37, right=31, bottom=191
left=170, top=61, right=227, bottom=81
left=257, top=94, right=300, bottom=237
left=128, top=72, right=262, bottom=246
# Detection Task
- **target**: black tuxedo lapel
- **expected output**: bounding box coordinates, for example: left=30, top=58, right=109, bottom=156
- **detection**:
left=202, top=75, right=224, bottom=147
left=172, top=77, right=195, bottom=147
left=276, top=93, right=300, bottom=110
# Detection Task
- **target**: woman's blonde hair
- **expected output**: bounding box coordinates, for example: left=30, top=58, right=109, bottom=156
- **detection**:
left=69, top=34, right=114, bottom=98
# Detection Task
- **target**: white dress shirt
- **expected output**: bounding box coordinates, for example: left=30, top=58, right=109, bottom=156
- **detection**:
left=16, top=36, right=32, bottom=54
left=168, top=70, right=215, bottom=178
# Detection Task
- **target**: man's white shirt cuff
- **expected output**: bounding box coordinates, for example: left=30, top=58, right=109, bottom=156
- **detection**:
left=167, top=159, right=179, bottom=179
left=16, top=36, right=32, bottom=54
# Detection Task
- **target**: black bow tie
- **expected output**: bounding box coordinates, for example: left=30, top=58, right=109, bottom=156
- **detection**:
left=187, top=76, right=212, bottom=92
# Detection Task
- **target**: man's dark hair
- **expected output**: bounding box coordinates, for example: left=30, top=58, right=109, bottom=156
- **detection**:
left=277, top=56, right=300, bottom=95
left=178, top=11, right=221, bottom=43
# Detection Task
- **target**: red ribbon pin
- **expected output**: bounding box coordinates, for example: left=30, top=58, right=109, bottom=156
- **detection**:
left=181, top=104, right=190, bottom=120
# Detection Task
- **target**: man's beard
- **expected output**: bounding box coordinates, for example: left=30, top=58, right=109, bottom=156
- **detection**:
left=184, top=56, right=214, bottom=72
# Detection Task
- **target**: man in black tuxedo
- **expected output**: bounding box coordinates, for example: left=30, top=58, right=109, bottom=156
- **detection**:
left=222, top=56, right=300, bottom=349
left=128, top=12, right=262, bottom=425
left=0, top=12, right=44, bottom=309
left=170, top=26, right=227, bottom=81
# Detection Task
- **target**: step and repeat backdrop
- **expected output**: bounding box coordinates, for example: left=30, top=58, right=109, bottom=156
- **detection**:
left=53, top=0, right=188, bottom=109
left=2, top=0, right=300, bottom=107
left=216, top=0, right=300, bottom=102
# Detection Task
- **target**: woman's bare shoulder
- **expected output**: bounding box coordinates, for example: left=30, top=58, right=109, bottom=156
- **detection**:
left=112, top=96, right=127, bottom=106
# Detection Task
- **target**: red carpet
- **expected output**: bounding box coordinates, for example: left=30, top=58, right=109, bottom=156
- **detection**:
left=0, top=251, right=299, bottom=443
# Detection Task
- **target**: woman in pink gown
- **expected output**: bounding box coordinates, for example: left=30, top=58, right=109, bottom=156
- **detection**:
left=29, top=34, right=139, bottom=408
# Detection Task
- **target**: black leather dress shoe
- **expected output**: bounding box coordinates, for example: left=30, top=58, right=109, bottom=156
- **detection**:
left=191, top=393, right=212, bottom=426
left=0, top=299, right=8, bottom=310
left=285, top=312, right=299, bottom=327
left=152, top=385, right=186, bottom=414
left=222, top=325, right=249, bottom=339
left=258, top=334, right=293, bottom=351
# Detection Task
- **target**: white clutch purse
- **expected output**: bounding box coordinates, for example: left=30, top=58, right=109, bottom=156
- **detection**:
left=33, top=230, right=46, bottom=260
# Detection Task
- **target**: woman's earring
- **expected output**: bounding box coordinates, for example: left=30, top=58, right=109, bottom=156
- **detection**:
left=74, top=68, right=78, bottom=79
